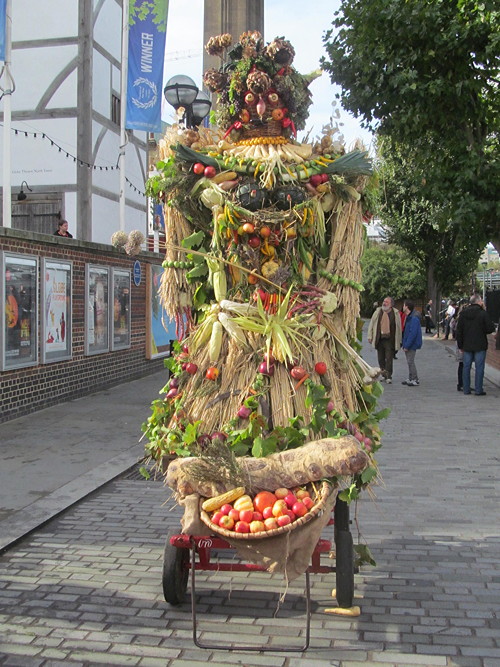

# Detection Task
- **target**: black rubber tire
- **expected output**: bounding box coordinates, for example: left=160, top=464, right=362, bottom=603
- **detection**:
left=335, top=528, right=354, bottom=608
left=162, top=534, right=189, bottom=605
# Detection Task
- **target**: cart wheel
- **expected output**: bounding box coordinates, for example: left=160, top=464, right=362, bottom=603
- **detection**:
left=162, top=534, right=189, bottom=605
left=334, top=499, right=354, bottom=609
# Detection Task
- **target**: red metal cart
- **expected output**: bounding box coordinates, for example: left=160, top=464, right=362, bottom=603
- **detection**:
left=162, top=498, right=356, bottom=651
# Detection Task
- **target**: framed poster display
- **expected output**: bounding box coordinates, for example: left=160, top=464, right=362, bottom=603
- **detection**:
left=146, top=263, right=176, bottom=359
left=41, top=258, right=72, bottom=363
left=85, top=265, right=110, bottom=355
left=1, top=252, right=38, bottom=370
left=111, top=268, right=131, bottom=350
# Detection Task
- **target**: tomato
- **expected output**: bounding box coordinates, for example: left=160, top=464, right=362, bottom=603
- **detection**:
left=192, top=162, right=205, bottom=175
left=248, top=273, right=259, bottom=285
left=314, top=362, right=327, bottom=375
left=253, top=491, right=278, bottom=514
left=205, top=366, right=219, bottom=381
left=259, top=225, right=272, bottom=238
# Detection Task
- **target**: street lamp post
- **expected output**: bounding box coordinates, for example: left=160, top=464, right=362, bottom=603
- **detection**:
left=163, top=75, right=211, bottom=129
left=481, top=260, right=487, bottom=302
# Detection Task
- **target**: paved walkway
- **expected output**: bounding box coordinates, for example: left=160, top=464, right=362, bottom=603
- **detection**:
left=0, top=332, right=499, bottom=665
left=0, top=370, right=168, bottom=553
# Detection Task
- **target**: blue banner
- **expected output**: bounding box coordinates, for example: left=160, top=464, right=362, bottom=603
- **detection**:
left=0, top=0, right=7, bottom=62
left=126, top=1, right=169, bottom=132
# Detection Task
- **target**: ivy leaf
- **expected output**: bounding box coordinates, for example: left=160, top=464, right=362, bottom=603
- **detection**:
left=353, top=543, right=376, bottom=567
left=181, top=230, right=205, bottom=249
left=361, top=466, right=378, bottom=484
left=139, top=466, right=151, bottom=480
left=374, top=407, right=391, bottom=420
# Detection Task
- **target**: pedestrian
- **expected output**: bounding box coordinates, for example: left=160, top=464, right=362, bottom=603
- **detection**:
left=53, top=220, right=73, bottom=238
left=424, top=299, right=434, bottom=333
left=443, top=300, right=456, bottom=340
left=367, top=296, right=402, bottom=384
left=401, top=300, right=422, bottom=386
left=456, top=293, right=495, bottom=396
left=496, top=324, right=500, bottom=351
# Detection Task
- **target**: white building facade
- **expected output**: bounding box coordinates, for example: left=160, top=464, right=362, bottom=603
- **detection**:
left=0, top=0, right=147, bottom=243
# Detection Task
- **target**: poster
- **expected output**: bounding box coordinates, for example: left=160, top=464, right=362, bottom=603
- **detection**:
left=1, top=252, right=38, bottom=370
left=112, top=268, right=131, bottom=350
left=42, top=259, right=72, bottom=363
left=85, top=265, right=109, bottom=355
left=146, top=263, right=176, bottom=359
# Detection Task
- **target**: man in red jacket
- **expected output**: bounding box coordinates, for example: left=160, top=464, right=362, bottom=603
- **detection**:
left=456, top=293, right=495, bottom=396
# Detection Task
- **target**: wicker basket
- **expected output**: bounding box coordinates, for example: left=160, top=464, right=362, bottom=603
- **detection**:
left=241, top=118, right=285, bottom=139
left=200, top=481, right=334, bottom=540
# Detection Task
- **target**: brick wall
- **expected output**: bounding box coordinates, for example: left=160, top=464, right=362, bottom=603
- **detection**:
left=1, top=228, right=168, bottom=423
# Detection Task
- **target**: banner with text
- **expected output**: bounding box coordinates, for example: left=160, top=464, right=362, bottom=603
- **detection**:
left=126, top=0, right=169, bottom=132
left=0, top=0, right=7, bottom=62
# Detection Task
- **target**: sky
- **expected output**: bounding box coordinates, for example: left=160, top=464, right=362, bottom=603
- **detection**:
left=162, top=0, right=374, bottom=151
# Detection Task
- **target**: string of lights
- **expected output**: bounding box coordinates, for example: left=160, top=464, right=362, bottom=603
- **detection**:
left=2, top=124, right=146, bottom=196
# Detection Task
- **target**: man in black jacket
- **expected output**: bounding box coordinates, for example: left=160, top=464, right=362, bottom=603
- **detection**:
left=456, top=294, right=495, bottom=396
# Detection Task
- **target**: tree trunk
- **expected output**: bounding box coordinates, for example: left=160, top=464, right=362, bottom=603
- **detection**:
left=427, top=262, right=441, bottom=335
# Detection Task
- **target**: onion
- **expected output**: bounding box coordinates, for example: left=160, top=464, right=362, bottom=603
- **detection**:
left=211, top=431, right=227, bottom=442
left=169, top=376, right=180, bottom=388
left=237, top=405, right=252, bottom=419
left=166, top=387, right=179, bottom=399
left=259, top=361, right=275, bottom=376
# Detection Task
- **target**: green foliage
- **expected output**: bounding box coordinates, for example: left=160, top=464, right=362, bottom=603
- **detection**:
left=360, top=242, right=426, bottom=315
left=322, top=0, right=500, bottom=251
left=129, top=0, right=168, bottom=32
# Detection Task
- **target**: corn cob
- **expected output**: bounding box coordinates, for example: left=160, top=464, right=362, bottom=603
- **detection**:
left=213, top=268, right=227, bottom=302
left=218, top=312, right=249, bottom=349
left=201, top=487, right=246, bottom=512
left=209, top=320, right=223, bottom=363
left=211, top=170, right=237, bottom=184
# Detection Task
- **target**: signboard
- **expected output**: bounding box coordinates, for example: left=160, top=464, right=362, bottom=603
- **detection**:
left=146, top=263, right=176, bottom=359
left=1, top=252, right=38, bottom=370
left=126, top=0, right=169, bottom=132
left=85, top=265, right=110, bottom=355
left=111, top=268, right=131, bottom=350
left=133, top=259, right=141, bottom=286
left=41, top=259, right=72, bottom=363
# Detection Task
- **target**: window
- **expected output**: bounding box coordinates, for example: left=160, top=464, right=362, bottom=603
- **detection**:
left=111, top=92, right=121, bottom=126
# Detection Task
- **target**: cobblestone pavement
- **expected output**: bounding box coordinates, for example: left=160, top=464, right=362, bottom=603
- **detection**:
left=0, top=335, right=499, bottom=666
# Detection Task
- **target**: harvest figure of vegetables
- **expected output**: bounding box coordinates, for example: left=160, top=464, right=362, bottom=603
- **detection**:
left=144, top=32, right=385, bottom=532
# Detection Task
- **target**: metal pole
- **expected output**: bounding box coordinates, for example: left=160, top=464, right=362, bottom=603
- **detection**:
left=119, top=0, right=129, bottom=232
left=2, top=0, right=13, bottom=228
left=482, top=271, right=486, bottom=302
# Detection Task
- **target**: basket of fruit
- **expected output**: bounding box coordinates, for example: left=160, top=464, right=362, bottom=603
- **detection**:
left=200, top=481, right=334, bottom=540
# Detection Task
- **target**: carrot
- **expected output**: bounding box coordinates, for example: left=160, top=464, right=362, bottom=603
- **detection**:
left=294, top=374, right=310, bottom=391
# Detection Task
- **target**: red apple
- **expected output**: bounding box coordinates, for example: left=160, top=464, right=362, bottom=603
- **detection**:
left=295, top=488, right=310, bottom=500
left=262, top=506, right=274, bottom=520
left=239, top=509, right=254, bottom=524
left=264, top=517, right=279, bottom=530
left=276, top=514, right=291, bottom=527
left=272, top=500, right=288, bottom=517
left=290, top=366, right=307, bottom=380
left=204, top=165, right=217, bottom=178
left=274, top=488, right=290, bottom=499
left=228, top=508, right=240, bottom=522
left=235, top=520, right=250, bottom=533
left=252, top=511, right=263, bottom=521
left=292, top=501, right=307, bottom=517
left=219, top=504, right=232, bottom=516
left=219, top=515, right=235, bottom=530
left=285, top=509, right=296, bottom=521
left=302, top=496, right=314, bottom=510
left=211, top=511, right=224, bottom=525
left=249, top=520, right=266, bottom=533
left=192, top=162, right=205, bottom=175
left=309, top=173, right=324, bottom=188
left=247, top=235, right=261, bottom=249
left=242, top=222, right=255, bottom=234
left=185, top=362, right=198, bottom=375
left=284, top=493, right=297, bottom=509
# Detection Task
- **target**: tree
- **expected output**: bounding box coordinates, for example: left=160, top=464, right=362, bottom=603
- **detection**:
left=321, top=0, right=500, bottom=251
left=376, top=136, right=484, bottom=319
left=360, top=242, right=427, bottom=317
